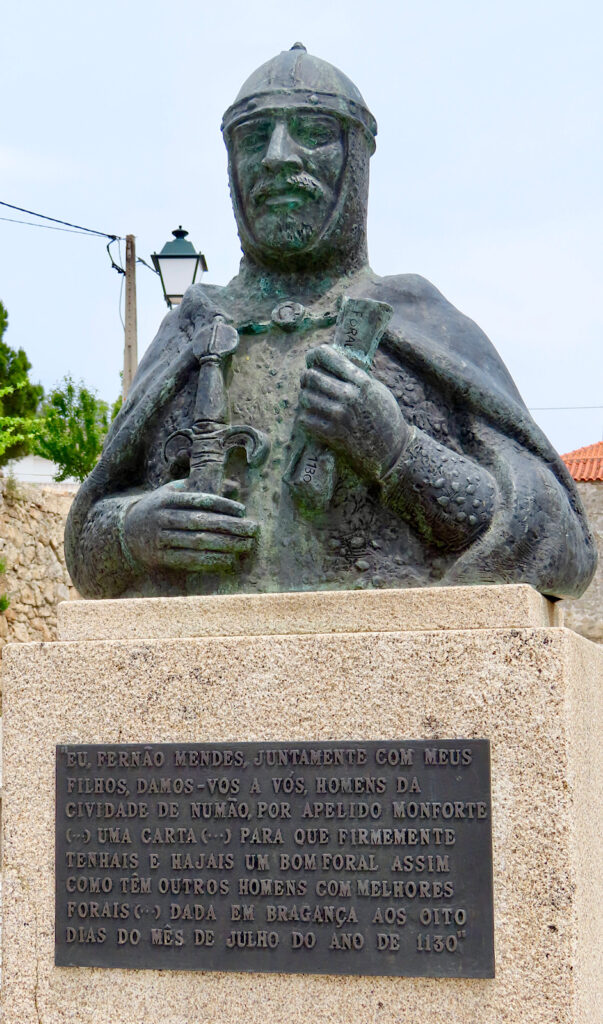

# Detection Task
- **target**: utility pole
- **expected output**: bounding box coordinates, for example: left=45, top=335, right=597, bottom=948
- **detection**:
left=123, top=234, right=138, bottom=399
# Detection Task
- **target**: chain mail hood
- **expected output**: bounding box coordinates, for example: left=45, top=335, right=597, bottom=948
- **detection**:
left=223, top=44, right=376, bottom=274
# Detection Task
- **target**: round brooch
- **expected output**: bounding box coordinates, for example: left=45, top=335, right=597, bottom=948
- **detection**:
left=271, top=301, right=306, bottom=332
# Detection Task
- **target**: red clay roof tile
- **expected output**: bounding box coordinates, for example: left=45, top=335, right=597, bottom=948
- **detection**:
left=561, top=441, right=603, bottom=482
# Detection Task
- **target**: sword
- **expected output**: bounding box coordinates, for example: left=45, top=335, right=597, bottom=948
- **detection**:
left=284, top=296, right=393, bottom=512
left=164, top=316, right=269, bottom=494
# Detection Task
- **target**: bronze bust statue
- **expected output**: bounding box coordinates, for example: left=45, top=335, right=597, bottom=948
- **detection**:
left=65, top=44, right=596, bottom=599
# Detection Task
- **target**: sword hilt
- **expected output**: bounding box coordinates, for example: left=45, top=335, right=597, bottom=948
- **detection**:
left=164, top=316, right=269, bottom=494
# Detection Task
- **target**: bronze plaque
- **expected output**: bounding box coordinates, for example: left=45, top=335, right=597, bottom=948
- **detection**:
left=55, top=741, right=494, bottom=977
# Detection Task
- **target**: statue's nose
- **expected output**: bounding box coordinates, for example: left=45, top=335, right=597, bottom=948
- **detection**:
left=261, top=122, right=303, bottom=172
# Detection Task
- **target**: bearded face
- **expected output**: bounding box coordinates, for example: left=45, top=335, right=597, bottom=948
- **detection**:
left=228, top=110, right=347, bottom=262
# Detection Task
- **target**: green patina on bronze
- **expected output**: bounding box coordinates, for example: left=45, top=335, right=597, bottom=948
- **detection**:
left=65, top=44, right=596, bottom=600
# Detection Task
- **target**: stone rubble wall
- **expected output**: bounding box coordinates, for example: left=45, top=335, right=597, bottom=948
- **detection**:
left=0, top=477, right=77, bottom=668
left=562, top=481, right=603, bottom=643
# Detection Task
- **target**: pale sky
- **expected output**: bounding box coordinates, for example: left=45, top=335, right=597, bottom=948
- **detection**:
left=1, top=0, right=601, bottom=456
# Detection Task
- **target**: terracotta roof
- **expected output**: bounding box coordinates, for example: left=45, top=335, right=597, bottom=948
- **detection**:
left=561, top=441, right=603, bottom=482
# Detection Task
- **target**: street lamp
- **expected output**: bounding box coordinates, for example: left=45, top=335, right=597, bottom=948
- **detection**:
left=152, top=227, right=208, bottom=308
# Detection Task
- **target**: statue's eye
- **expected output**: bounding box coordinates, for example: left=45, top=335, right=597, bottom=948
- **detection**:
left=234, top=120, right=272, bottom=153
left=289, top=115, right=341, bottom=148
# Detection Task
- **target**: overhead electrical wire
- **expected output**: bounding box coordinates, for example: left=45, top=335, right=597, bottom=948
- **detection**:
left=0, top=215, right=105, bottom=236
left=1, top=200, right=159, bottom=280
left=106, top=237, right=125, bottom=275
left=0, top=200, right=121, bottom=239
left=1, top=197, right=160, bottom=354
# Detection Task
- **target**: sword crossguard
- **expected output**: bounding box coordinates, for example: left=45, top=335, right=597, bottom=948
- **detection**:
left=221, top=423, right=270, bottom=468
left=164, top=421, right=269, bottom=493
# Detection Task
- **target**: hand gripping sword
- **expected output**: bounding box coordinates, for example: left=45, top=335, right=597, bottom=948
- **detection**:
left=164, top=316, right=269, bottom=494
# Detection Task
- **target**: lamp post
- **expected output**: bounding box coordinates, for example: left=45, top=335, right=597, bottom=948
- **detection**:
left=122, top=227, right=207, bottom=400
left=151, top=227, right=208, bottom=308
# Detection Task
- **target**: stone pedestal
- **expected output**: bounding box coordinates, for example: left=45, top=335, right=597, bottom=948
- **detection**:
left=1, top=584, right=601, bottom=1024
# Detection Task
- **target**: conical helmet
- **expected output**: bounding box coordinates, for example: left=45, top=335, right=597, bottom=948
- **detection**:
left=222, top=43, right=377, bottom=151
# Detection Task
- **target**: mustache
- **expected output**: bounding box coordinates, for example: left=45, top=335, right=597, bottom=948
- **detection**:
left=251, top=172, right=328, bottom=205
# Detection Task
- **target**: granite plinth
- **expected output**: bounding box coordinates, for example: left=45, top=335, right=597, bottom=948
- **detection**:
left=2, top=584, right=601, bottom=1024
left=58, top=583, right=561, bottom=641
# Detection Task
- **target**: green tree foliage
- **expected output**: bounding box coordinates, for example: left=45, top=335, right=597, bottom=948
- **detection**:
left=0, top=555, right=8, bottom=613
left=0, top=381, right=43, bottom=464
left=111, top=393, right=123, bottom=420
left=0, top=301, right=44, bottom=465
left=35, top=377, right=111, bottom=482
